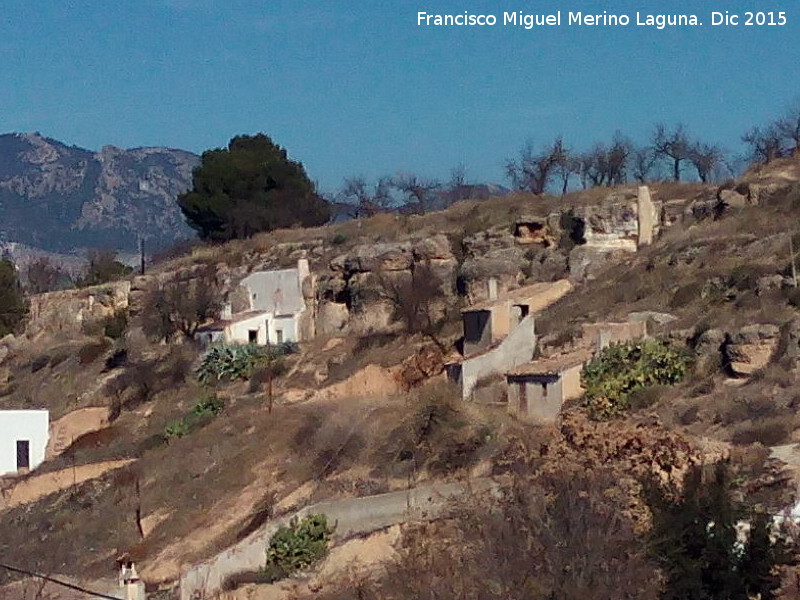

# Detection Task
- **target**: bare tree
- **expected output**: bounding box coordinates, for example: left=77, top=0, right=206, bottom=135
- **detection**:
left=338, top=176, right=395, bottom=218
left=652, top=123, right=693, bottom=181
left=391, top=173, right=441, bottom=215
left=311, top=468, right=661, bottom=600
left=742, top=125, right=785, bottom=164
left=776, top=102, right=800, bottom=155
left=377, top=262, right=453, bottom=351
left=689, top=142, right=726, bottom=183
left=632, top=145, right=658, bottom=183
left=583, top=132, right=632, bottom=187
left=440, top=164, right=472, bottom=206
left=140, top=265, right=221, bottom=342
left=505, top=137, right=566, bottom=194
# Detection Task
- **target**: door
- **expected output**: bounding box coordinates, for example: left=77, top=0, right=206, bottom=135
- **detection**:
left=16, top=440, right=30, bottom=471
left=275, top=329, right=284, bottom=344
left=248, top=329, right=258, bottom=343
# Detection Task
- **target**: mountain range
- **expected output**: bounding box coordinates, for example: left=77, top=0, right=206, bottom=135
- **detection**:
left=0, top=132, right=199, bottom=253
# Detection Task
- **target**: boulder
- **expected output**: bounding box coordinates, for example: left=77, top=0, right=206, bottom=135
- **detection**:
left=316, top=301, right=349, bottom=335
left=412, top=234, right=453, bottom=261
left=723, top=324, right=780, bottom=377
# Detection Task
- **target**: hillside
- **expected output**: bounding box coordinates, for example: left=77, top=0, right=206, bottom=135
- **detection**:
left=0, top=132, right=198, bottom=253
left=1, top=158, right=800, bottom=598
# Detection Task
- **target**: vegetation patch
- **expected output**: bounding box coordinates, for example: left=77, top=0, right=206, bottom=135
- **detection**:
left=197, top=342, right=296, bottom=385
left=582, top=339, right=693, bottom=420
left=164, top=393, right=224, bottom=441
left=262, top=514, right=334, bottom=582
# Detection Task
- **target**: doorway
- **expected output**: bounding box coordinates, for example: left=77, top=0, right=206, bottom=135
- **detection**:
left=16, top=440, right=30, bottom=471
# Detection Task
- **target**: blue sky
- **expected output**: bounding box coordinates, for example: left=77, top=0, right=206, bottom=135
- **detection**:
left=0, top=0, right=797, bottom=192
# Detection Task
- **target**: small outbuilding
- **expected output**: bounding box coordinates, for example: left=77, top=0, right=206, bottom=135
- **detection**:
left=196, top=258, right=313, bottom=347
left=506, top=351, right=592, bottom=423
left=0, top=410, right=49, bottom=475
left=461, top=279, right=573, bottom=356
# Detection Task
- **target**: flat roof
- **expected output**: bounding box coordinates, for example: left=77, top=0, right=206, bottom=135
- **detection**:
left=463, top=279, right=572, bottom=313
left=196, top=310, right=269, bottom=332
left=507, top=349, right=593, bottom=377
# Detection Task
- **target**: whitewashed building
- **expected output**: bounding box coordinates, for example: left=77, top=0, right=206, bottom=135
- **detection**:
left=0, top=410, right=49, bottom=475
left=196, top=259, right=311, bottom=347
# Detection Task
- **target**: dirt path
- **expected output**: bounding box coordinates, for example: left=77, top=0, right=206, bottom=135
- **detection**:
left=0, top=459, right=135, bottom=510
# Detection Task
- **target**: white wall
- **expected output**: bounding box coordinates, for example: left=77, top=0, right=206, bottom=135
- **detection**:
left=226, top=314, right=269, bottom=345
left=270, top=315, right=299, bottom=343
left=0, top=410, right=49, bottom=475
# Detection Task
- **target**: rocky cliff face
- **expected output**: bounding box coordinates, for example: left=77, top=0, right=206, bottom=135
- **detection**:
left=0, top=132, right=198, bottom=252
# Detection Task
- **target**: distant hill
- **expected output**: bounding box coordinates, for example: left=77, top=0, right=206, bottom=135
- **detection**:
left=0, top=132, right=199, bottom=253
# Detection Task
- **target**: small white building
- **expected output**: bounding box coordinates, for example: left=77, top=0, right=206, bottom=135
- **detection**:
left=0, top=410, right=49, bottom=475
left=196, top=259, right=311, bottom=347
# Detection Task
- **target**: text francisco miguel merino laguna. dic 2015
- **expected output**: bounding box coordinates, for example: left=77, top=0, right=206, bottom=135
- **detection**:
left=416, top=10, right=789, bottom=29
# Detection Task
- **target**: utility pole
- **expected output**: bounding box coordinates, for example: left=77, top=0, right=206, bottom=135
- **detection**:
left=138, top=236, right=145, bottom=276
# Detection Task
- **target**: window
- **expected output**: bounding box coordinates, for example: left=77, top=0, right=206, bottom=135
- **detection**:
left=16, top=440, right=30, bottom=471
left=541, top=383, right=548, bottom=398
left=275, top=329, right=283, bottom=344
left=248, top=329, right=258, bottom=343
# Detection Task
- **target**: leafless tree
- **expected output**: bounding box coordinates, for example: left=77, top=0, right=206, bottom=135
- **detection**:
left=338, top=176, right=395, bottom=218
left=742, top=125, right=785, bottom=164
left=376, top=262, right=453, bottom=351
left=632, top=145, right=658, bottom=183
left=652, top=123, right=694, bottom=181
left=391, top=173, right=441, bottom=215
left=689, top=142, right=726, bottom=183
left=505, top=137, right=566, bottom=194
left=140, top=264, right=221, bottom=342
left=776, top=102, right=800, bottom=155
left=583, top=133, right=632, bottom=187
left=309, top=468, right=661, bottom=600
left=440, top=164, right=472, bottom=206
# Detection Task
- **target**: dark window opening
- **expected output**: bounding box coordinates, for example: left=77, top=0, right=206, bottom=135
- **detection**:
left=248, top=329, right=258, bottom=343
left=541, top=383, right=548, bottom=398
left=16, top=440, right=30, bottom=471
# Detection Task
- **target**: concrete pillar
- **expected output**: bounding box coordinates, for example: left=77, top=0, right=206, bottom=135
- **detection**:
left=637, top=186, right=654, bottom=248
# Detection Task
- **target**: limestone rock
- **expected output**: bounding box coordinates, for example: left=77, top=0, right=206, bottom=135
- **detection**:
left=411, top=234, right=453, bottom=261
left=724, top=324, right=780, bottom=377
left=316, top=301, right=349, bottom=335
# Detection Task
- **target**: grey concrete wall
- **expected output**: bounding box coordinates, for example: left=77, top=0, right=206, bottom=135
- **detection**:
left=463, top=310, right=492, bottom=356
left=461, top=315, right=536, bottom=399
left=179, top=479, right=499, bottom=600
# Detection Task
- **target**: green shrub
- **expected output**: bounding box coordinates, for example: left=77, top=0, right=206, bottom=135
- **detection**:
left=582, top=339, right=693, bottom=420
left=198, top=342, right=295, bottom=385
left=330, top=232, right=348, bottom=246
left=164, top=418, right=192, bottom=440
left=193, top=393, right=225, bottom=417
left=263, top=514, right=334, bottom=582
left=164, top=394, right=224, bottom=441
